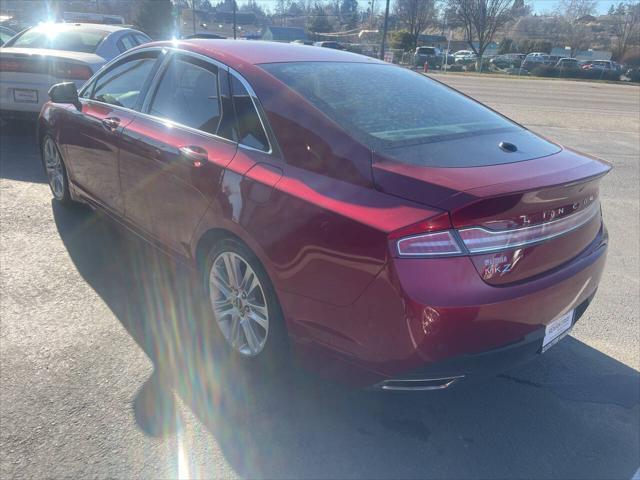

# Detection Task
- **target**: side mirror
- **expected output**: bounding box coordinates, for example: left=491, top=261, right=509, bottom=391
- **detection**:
left=48, top=82, right=80, bottom=109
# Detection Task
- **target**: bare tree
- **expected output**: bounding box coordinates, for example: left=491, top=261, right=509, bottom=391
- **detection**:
left=611, top=2, right=640, bottom=60
left=555, top=0, right=598, bottom=20
left=395, top=0, right=436, bottom=49
left=555, top=0, right=598, bottom=56
left=447, top=0, right=514, bottom=63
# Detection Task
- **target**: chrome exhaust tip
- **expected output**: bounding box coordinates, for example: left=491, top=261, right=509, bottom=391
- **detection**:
left=376, top=375, right=465, bottom=391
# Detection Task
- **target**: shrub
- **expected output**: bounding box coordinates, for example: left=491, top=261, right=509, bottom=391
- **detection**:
left=584, top=69, right=621, bottom=81
left=390, top=30, right=415, bottom=52
left=621, top=50, right=640, bottom=67
left=465, top=59, right=491, bottom=72
left=530, top=65, right=621, bottom=81
left=531, top=66, right=553, bottom=77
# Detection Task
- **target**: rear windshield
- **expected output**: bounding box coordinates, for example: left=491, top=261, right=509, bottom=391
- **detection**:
left=261, top=62, right=518, bottom=149
left=7, top=28, right=107, bottom=53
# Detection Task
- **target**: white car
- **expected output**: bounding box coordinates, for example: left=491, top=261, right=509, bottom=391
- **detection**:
left=0, top=23, right=150, bottom=117
left=453, top=50, right=476, bottom=63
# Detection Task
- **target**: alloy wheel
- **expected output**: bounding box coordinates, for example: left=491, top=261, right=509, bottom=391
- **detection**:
left=43, top=137, right=65, bottom=200
left=209, top=251, right=269, bottom=357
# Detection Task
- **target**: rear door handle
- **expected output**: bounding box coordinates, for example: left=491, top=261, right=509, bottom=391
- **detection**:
left=102, top=117, right=120, bottom=131
left=179, top=145, right=208, bottom=167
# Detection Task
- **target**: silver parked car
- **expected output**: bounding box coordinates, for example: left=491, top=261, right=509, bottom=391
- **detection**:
left=0, top=22, right=150, bottom=117
left=556, top=57, right=580, bottom=68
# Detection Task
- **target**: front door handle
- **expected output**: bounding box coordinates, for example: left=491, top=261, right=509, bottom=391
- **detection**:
left=179, top=145, right=208, bottom=167
left=102, top=117, right=120, bottom=131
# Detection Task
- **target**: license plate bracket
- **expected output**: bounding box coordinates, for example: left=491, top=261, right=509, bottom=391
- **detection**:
left=13, top=89, right=38, bottom=104
left=541, top=309, right=574, bottom=353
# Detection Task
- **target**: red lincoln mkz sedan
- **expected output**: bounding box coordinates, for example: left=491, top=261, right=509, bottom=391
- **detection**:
left=38, top=41, right=610, bottom=390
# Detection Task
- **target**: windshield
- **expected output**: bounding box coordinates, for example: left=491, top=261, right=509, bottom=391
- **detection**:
left=7, top=27, right=108, bottom=53
left=260, top=62, right=518, bottom=149
left=0, top=29, right=15, bottom=45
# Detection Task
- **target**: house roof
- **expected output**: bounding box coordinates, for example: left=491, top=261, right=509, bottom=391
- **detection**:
left=418, top=34, right=447, bottom=44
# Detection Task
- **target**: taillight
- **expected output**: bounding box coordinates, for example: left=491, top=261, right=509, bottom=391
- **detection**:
left=0, top=57, right=44, bottom=73
left=0, top=58, right=21, bottom=71
left=392, top=212, right=463, bottom=257
left=397, top=231, right=462, bottom=257
left=392, top=200, right=600, bottom=257
left=0, top=57, right=92, bottom=80
left=458, top=200, right=600, bottom=254
left=54, top=61, right=92, bottom=80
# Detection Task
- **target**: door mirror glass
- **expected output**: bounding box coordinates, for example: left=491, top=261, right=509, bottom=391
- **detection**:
left=48, top=82, right=79, bottom=107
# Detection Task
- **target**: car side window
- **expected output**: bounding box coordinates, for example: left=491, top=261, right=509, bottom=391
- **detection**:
left=230, top=75, right=270, bottom=152
left=91, top=52, right=159, bottom=110
left=133, top=34, right=150, bottom=45
left=117, top=34, right=137, bottom=53
left=216, top=69, right=238, bottom=142
left=79, top=79, right=94, bottom=98
left=148, top=55, right=222, bottom=135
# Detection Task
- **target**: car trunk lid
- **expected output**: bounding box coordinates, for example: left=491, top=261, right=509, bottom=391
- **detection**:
left=374, top=148, right=611, bottom=284
left=0, top=48, right=103, bottom=82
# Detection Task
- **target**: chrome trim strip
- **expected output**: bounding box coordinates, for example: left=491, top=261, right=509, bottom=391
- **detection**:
left=79, top=45, right=276, bottom=155
left=79, top=46, right=164, bottom=97
left=459, top=200, right=600, bottom=254
left=228, top=66, right=274, bottom=155
left=377, top=375, right=465, bottom=391
left=80, top=98, right=238, bottom=148
left=162, top=46, right=232, bottom=73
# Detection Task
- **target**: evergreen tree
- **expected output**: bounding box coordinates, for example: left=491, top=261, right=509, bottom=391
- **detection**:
left=309, top=3, right=333, bottom=32
left=134, top=0, right=174, bottom=39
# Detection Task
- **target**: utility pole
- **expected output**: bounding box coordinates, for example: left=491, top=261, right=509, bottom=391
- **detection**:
left=369, top=0, right=375, bottom=28
left=233, top=0, right=237, bottom=39
left=191, top=0, right=197, bottom=35
left=379, top=0, right=390, bottom=60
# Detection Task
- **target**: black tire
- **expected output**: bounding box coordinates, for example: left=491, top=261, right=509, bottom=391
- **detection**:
left=41, top=135, right=73, bottom=205
left=202, top=237, right=289, bottom=371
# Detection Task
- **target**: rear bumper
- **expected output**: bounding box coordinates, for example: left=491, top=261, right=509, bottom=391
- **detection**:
left=0, top=80, right=51, bottom=113
left=310, top=224, right=609, bottom=388
left=0, top=78, right=85, bottom=114
left=372, top=292, right=595, bottom=390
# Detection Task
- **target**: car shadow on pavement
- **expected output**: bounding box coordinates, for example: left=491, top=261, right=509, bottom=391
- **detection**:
left=0, top=120, right=46, bottom=184
left=52, top=201, right=640, bottom=480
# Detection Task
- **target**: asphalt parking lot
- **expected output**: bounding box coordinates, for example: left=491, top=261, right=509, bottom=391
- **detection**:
left=1, top=75, right=639, bottom=479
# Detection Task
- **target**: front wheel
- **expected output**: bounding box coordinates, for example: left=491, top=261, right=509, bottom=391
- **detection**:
left=204, top=238, right=288, bottom=366
left=41, top=135, right=72, bottom=204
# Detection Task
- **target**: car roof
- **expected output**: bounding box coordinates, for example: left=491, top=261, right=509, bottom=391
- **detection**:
left=145, top=39, right=383, bottom=66
left=25, top=22, right=131, bottom=34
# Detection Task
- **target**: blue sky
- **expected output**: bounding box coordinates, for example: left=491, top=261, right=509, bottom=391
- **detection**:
left=250, top=0, right=620, bottom=15
left=529, top=0, right=619, bottom=14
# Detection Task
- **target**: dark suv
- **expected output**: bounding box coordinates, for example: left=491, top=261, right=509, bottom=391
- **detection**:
left=414, top=46, right=443, bottom=68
